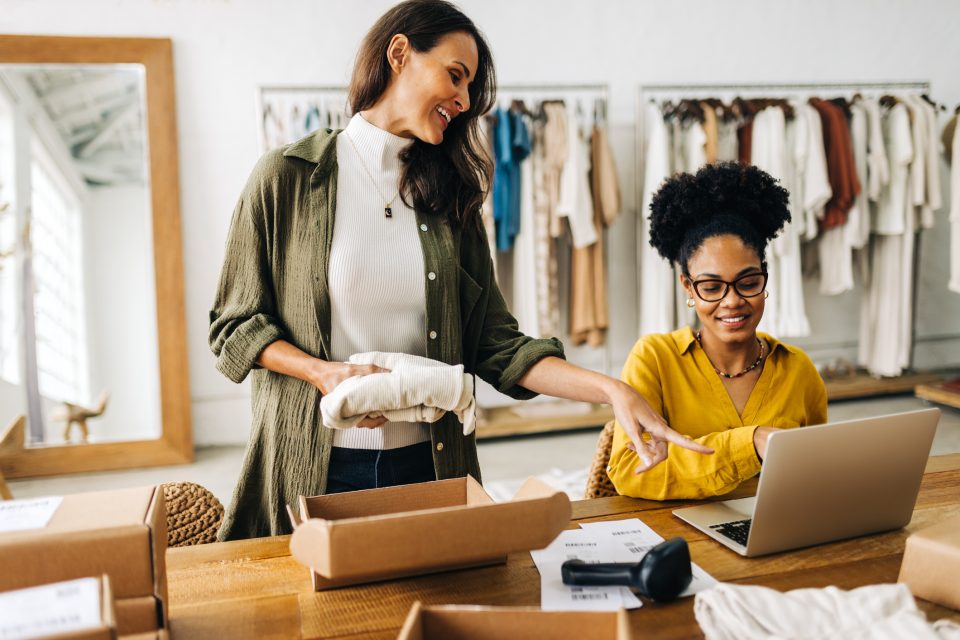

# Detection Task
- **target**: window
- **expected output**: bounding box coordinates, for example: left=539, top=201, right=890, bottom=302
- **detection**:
left=29, top=143, right=89, bottom=405
left=0, top=95, right=17, bottom=386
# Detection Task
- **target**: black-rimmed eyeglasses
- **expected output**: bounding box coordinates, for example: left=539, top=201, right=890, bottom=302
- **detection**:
left=687, top=272, right=768, bottom=303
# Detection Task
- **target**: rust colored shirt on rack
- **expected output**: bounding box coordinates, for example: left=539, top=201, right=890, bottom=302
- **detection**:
left=809, top=98, right=862, bottom=230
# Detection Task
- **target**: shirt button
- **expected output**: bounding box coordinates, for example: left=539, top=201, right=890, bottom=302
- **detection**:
left=436, top=442, right=444, bottom=452
left=428, top=271, right=436, bottom=281
left=420, top=224, right=428, bottom=232
left=429, top=330, right=438, bottom=340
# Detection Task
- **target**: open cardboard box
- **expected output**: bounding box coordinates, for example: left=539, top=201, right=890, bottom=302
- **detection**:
left=397, top=602, right=633, bottom=639
left=898, top=513, right=960, bottom=611
left=0, top=486, right=167, bottom=632
left=288, top=475, right=571, bottom=590
left=0, top=575, right=116, bottom=640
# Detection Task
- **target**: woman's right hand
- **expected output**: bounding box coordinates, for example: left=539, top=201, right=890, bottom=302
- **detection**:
left=310, top=360, right=391, bottom=428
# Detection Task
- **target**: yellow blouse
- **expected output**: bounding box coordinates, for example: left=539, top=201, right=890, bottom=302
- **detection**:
left=608, top=327, right=827, bottom=500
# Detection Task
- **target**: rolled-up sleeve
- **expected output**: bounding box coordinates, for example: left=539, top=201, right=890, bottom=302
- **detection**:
left=209, top=157, right=288, bottom=383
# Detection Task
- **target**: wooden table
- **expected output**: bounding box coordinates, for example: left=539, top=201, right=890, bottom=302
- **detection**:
left=167, top=454, right=960, bottom=639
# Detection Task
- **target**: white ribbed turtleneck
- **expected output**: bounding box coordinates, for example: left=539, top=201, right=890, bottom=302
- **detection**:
left=329, top=113, right=430, bottom=450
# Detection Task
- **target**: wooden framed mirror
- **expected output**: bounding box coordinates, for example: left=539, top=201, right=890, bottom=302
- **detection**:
left=0, top=35, right=192, bottom=478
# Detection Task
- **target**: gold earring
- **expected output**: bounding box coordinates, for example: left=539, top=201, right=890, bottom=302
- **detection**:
left=686, top=298, right=696, bottom=308
left=764, top=290, right=770, bottom=299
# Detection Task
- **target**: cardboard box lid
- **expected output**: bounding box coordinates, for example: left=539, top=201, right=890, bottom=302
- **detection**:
left=289, top=476, right=570, bottom=579
left=0, top=575, right=116, bottom=640
left=396, top=602, right=633, bottom=640
left=0, top=486, right=167, bottom=608
left=898, top=513, right=960, bottom=609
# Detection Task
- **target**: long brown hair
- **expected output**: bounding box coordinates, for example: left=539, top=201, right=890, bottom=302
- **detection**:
left=348, top=0, right=496, bottom=228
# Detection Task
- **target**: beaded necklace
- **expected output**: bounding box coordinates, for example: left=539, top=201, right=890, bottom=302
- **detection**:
left=695, top=330, right=765, bottom=379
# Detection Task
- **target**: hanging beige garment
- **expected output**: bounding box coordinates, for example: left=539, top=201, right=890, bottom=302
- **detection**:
left=535, top=103, right=566, bottom=337
left=569, top=125, right=622, bottom=347
left=701, top=102, right=719, bottom=164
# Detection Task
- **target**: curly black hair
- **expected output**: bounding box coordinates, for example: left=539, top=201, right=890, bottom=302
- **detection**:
left=648, top=162, right=791, bottom=274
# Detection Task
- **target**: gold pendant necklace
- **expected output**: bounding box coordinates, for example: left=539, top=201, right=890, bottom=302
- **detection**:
left=344, top=130, right=400, bottom=218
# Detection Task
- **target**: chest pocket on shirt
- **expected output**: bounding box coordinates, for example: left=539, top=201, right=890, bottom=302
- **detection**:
left=458, top=266, right=483, bottom=329
left=458, top=265, right=485, bottom=371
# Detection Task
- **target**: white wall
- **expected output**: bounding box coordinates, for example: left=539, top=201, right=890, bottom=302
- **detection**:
left=3, top=0, right=959, bottom=444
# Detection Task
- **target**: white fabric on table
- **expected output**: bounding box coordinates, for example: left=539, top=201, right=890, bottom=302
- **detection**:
left=694, top=582, right=960, bottom=640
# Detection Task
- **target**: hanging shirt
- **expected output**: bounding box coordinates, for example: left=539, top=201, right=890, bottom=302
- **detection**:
left=796, top=103, right=833, bottom=242
left=809, top=98, right=861, bottom=231
left=874, top=103, right=913, bottom=235
left=862, top=97, right=891, bottom=203
left=639, top=103, right=677, bottom=335
left=557, top=111, right=598, bottom=248
left=492, top=107, right=531, bottom=251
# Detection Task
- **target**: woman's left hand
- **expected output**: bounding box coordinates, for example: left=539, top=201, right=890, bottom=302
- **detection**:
left=607, top=380, right=714, bottom=473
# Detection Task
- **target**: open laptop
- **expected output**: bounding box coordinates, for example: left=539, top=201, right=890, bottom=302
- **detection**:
left=673, top=408, right=940, bottom=557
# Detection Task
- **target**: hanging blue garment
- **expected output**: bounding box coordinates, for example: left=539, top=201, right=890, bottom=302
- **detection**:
left=508, top=110, right=531, bottom=245
left=492, top=107, right=531, bottom=252
left=492, top=107, right=513, bottom=251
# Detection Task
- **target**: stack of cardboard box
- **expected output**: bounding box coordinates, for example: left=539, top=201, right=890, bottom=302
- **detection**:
left=0, top=486, right=167, bottom=638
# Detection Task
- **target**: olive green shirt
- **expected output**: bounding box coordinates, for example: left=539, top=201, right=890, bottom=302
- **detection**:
left=210, top=128, right=565, bottom=540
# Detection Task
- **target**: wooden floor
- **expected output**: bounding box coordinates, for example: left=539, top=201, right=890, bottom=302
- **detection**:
left=477, top=370, right=951, bottom=439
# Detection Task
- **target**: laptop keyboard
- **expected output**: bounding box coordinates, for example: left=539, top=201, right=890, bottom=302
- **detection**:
left=710, top=519, right=752, bottom=546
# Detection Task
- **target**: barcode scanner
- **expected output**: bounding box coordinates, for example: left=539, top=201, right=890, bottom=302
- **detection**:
left=560, top=537, right=693, bottom=602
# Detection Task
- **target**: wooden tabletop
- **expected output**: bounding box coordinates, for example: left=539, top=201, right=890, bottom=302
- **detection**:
left=167, top=454, right=960, bottom=639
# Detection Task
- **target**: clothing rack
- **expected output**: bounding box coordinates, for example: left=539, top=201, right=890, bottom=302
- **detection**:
left=256, top=85, right=349, bottom=153
left=634, top=81, right=945, bottom=396
left=495, top=83, right=609, bottom=126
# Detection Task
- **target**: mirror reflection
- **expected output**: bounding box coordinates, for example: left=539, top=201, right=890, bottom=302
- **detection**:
left=0, top=63, right=160, bottom=445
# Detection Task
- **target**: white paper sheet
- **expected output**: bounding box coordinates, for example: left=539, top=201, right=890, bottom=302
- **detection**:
left=531, top=528, right=643, bottom=611
left=0, top=496, right=62, bottom=533
left=0, top=577, right=102, bottom=640
left=580, top=518, right=719, bottom=597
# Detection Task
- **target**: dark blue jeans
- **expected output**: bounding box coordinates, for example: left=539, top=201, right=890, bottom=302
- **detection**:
left=326, top=441, right=436, bottom=494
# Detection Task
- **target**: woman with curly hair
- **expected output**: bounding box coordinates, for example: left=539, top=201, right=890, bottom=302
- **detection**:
left=607, top=162, right=827, bottom=500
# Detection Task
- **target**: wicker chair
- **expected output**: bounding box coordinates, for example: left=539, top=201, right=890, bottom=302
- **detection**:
left=162, top=482, right=225, bottom=547
left=584, top=420, right=618, bottom=499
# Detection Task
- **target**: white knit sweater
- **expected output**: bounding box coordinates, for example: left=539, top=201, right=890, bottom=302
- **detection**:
left=329, top=114, right=430, bottom=450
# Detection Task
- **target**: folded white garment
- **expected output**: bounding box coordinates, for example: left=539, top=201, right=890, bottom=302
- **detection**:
left=319, top=352, right=477, bottom=435
left=694, top=582, right=960, bottom=640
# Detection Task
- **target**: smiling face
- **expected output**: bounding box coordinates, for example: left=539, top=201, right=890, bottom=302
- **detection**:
left=681, top=234, right=767, bottom=346
left=380, top=30, right=478, bottom=145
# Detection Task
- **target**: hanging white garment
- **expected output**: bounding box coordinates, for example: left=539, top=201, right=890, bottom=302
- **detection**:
left=862, top=97, right=891, bottom=203
left=557, top=114, right=598, bottom=248
left=639, top=103, right=677, bottom=335
left=682, top=119, right=708, bottom=172
left=750, top=108, right=784, bottom=335
left=950, top=116, right=960, bottom=294
left=512, top=115, right=539, bottom=337
left=859, top=103, right=914, bottom=376
left=797, top=104, right=833, bottom=242
left=848, top=103, right=871, bottom=250
left=872, top=104, right=913, bottom=236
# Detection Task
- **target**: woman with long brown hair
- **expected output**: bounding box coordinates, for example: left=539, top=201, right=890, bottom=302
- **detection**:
left=210, top=0, right=710, bottom=540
